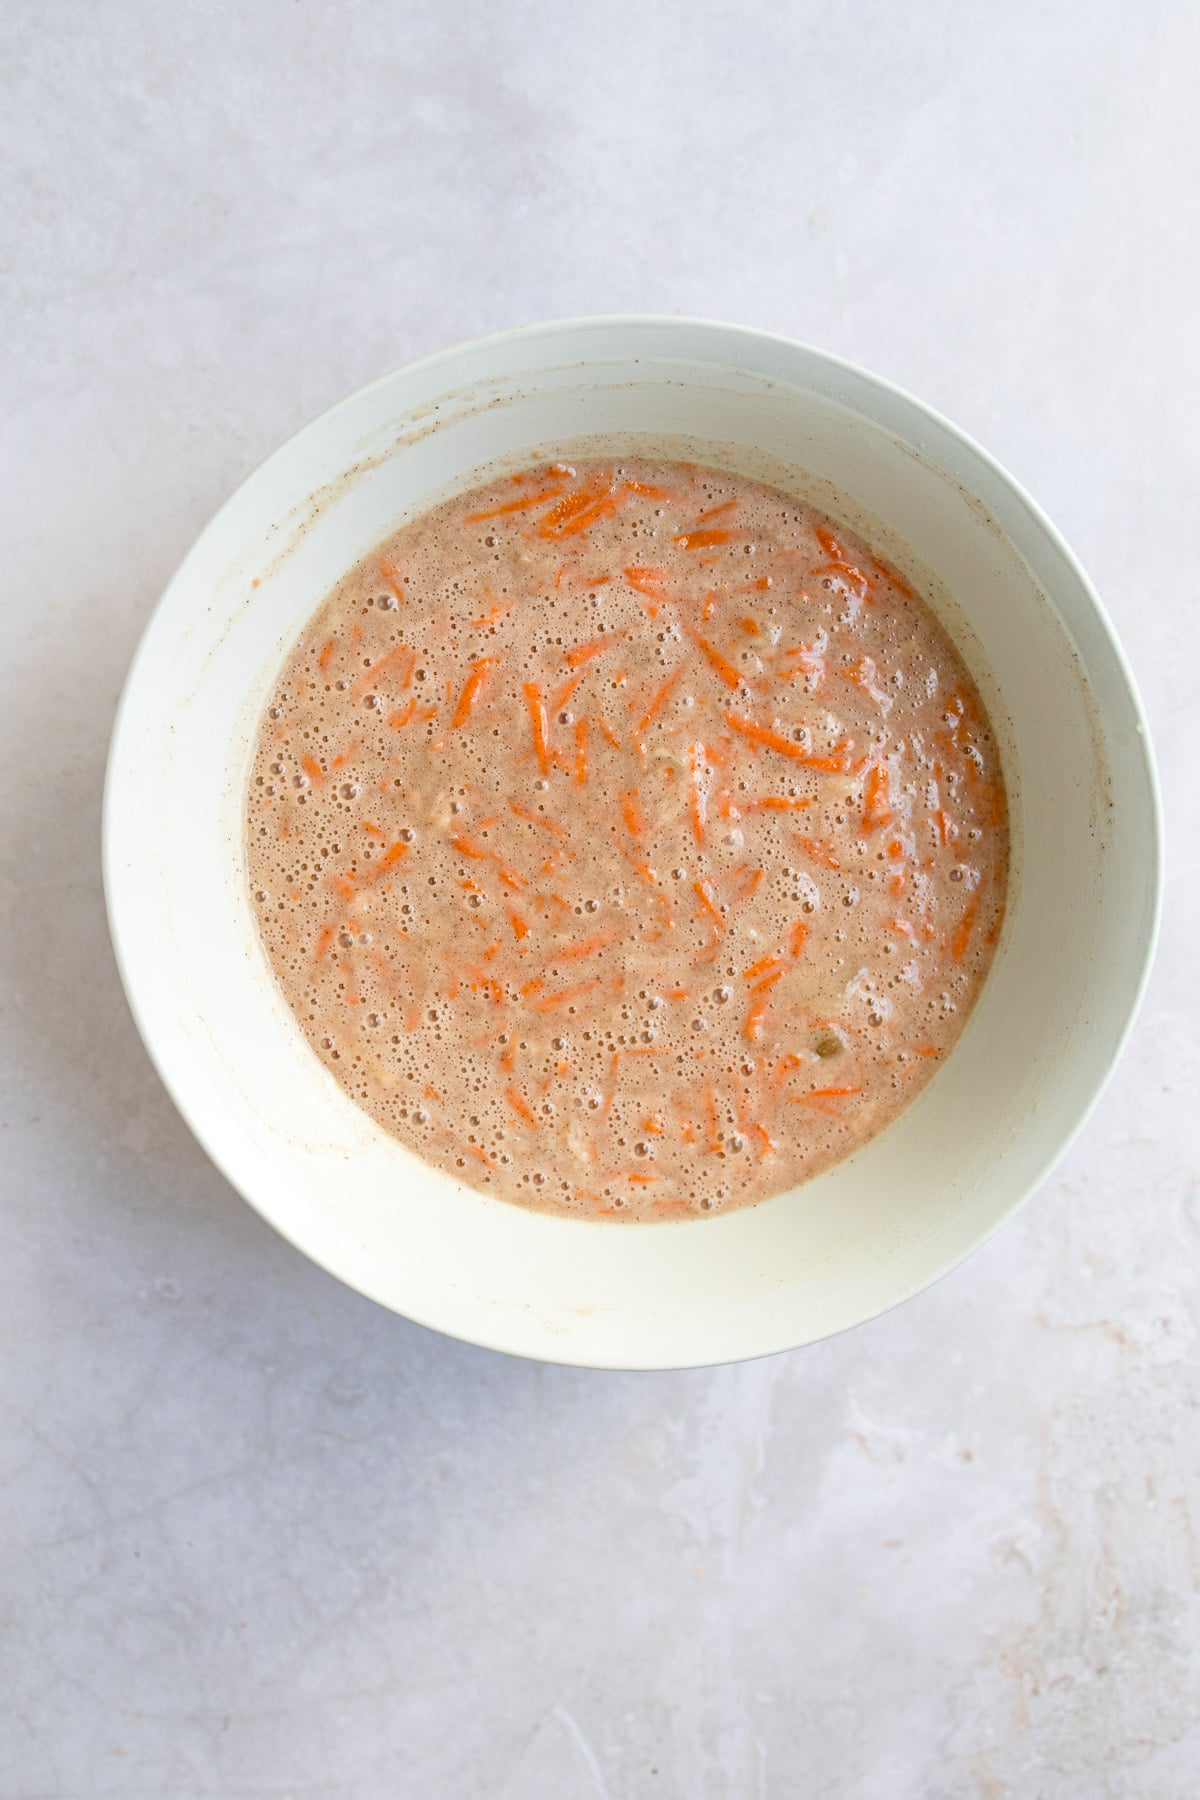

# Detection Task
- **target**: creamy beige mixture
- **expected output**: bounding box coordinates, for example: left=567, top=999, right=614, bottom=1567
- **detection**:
left=247, top=459, right=1007, bottom=1219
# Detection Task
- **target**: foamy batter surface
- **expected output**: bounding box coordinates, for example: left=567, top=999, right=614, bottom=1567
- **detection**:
left=247, top=460, right=1007, bottom=1219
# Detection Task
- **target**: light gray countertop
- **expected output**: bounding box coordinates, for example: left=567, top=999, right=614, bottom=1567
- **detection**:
left=2, top=4, right=1196, bottom=1795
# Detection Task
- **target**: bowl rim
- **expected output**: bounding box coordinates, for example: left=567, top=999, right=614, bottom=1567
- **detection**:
left=103, top=315, right=1163, bottom=1367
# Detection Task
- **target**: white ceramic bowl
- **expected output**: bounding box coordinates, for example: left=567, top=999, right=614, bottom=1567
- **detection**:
left=104, top=318, right=1160, bottom=1369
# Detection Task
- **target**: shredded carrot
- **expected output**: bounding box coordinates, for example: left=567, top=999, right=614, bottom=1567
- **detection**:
left=531, top=979, right=603, bottom=1012
left=471, top=599, right=514, bottom=628
left=789, top=920, right=809, bottom=958
left=362, top=820, right=384, bottom=839
left=688, top=742, right=708, bottom=844
left=702, top=1083, right=721, bottom=1152
left=742, top=953, right=781, bottom=981
left=808, top=1085, right=860, bottom=1098
left=379, top=558, right=405, bottom=602
left=635, top=666, right=683, bottom=737
left=547, top=928, right=620, bottom=965
left=506, top=908, right=529, bottom=941
left=565, top=633, right=620, bottom=669
left=862, top=762, right=894, bottom=832
left=596, top=717, right=621, bottom=750
left=463, top=478, right=571, bottom=523
left=538, top=477, right=619, bottom=539
left=551, top=671, right=584, bottom=712
left=693, top=879, right=724, bottom=928
left=300, top=754, right=324, bottom=785
left=452, top=657, right=497, bottom=728
left=465, top=1143, right=498, bottom=1170
left=523, top=682, right=550, bottom=774
left=619, top=789, right=646, bottom=842
left=794, top=834, right=841, bottom=871
left=675, top=528, right=732, bottom=549
left=451, top=833, right=488, bottom=860
left=600, top=1051, right=620, bottom=1118
left=352, top=644, right=416, bottom=698
left=317, top=639, right=335, bottom=672
left=725, top=712, right=852, bottom=771
left=950, top=894, right=979, bottom=961
left=744, top=993, right=770, bottom=1041
left=695, top=498, right=739, bottom=523
left=812, top=524, right=843, bottom=560
left=509, top=801, right=567, bottom=837
left=691, top=632, right=743, bottom=691
left=935, top=807, right=956, bottom=848
left=746, top=795, right=813, bottom=812
left=505, top=1088, right=539, bottom=1126
left=313, top=922, right=335, bottom=960
left=574, top=716, right=589, bottom=786
left=623, top=566, right=669, bottom=599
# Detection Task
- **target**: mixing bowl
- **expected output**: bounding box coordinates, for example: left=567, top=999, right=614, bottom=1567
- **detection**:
left=104, top=318, right=1161, bottom=1368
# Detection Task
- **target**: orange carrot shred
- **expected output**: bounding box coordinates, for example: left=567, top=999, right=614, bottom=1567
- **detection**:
left=862, top=761, right=894, bottom=832
left=565, top=634, right=620, bottom=668
left=463, top=480, right=570, bottom=523
left=379, top=558, right=405, bottom=602
left=505, top=1088, right=539, bottom=1126
left=531, top=978, right=602, bottom=1012
left=746, top=795, right=813, bottom=812
left=619, top=789, right=646, bottom=842
left=452, top=657, right=497, bottom=728
left=675, top=528, right=732, bottom=549
left=318, top=639, right=335, bottom=671
left=688, top=742, right=708, bottom=844
left=451, top=833, right=488, bottom=860
left=352, top=643, right=416, bottom=698
left=726, top=712, right=852, bottom=771
left=547, top=928, right=620, bottom=965
left=690, top=632, right=743, bottom=691
left=950, top=894, right=979, bottom=962
left=742, top=953, right=780, bottom=981
left=523, top=682, right=550, bottom=774
left=623, top=566, right=669, bottom=599
left=313, top=922, right=335, bottom=960
left=596, top=717, right=621, bottom=750
left=794, top=834, right=841, bottom=871
left=635, top=666, right=683, bottom=736
left=693, top=879, right=724, bottom=927
left=552, top=671, right=584, bottom=711
left=509, top=801, right=568, bottom=837
left=471, top=599, right=514, bottom=628
left=695, top=498, right=739, bottom=523
left=744, top=993, right=770, bottom=1041
left=301, top=754, right=324, bottom=785
left=506, top=908, right=529, bottom=941
left=574, top=716, right=589, bottom=786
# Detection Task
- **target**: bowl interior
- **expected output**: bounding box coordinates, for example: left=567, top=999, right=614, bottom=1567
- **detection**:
left=104, top=321, right=1159, bottom=1367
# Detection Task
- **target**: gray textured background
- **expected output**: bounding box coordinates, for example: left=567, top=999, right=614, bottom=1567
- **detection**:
left=2, top=4, right=1196, bottom=1796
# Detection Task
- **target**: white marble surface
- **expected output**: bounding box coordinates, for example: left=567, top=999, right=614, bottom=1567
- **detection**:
left=2, top=3, right=1197, bottom=1795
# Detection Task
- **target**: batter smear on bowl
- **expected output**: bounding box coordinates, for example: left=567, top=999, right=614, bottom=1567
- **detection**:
left=247, top=460, right=1008, bottom=1218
